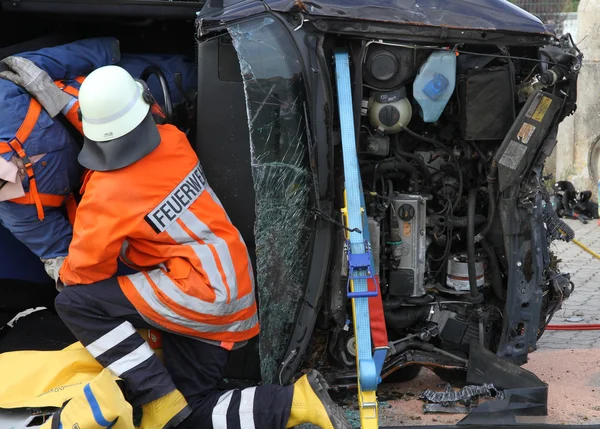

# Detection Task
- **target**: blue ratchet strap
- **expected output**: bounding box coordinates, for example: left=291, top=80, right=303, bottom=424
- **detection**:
left=334, top=49, right=378, bottom=395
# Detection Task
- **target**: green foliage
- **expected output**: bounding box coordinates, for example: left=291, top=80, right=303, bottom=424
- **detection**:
left=509, top=0, right=579, bottom=13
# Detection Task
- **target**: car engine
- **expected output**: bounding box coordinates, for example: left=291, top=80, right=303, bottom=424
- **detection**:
left=324, top=36, right=581, bottom=384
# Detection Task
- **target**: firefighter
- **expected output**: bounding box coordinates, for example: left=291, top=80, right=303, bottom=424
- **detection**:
left=55, top=65, right=350, bottom=429
left=0, top=38, right=120, bottom=284
left=0, top=38, right=198, bottom=288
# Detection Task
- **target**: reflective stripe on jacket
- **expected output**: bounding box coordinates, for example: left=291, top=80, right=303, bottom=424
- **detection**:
left=59, top=125, right=258, bottom=343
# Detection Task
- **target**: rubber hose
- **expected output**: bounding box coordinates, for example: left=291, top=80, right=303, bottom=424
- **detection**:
left=467, top=189, right=480, bottom=300
left=474, top=161, right=498, bottom=242
left=480, top=238, right=506, bottom=300
left=546, top=324, right=600, bottom=330
left=402, top=341, right=469, bottom=365
left=392, top=134, right=433, bottom=185
left=383, top=295, right=434, bottom=310
left=395, top=150, right=433, bottom=185
left=384, top=307, right=430, bottom=330
left=402, top=127, right=463, bottom=211
left=405, top=295, right=435, bottom=305
left=427, top=214, right=486, bottom=229
left=367, top=159, right=418, bottom=190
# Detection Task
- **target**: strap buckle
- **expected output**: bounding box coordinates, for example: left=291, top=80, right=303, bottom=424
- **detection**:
left=346, top=240, right=378, bottom=299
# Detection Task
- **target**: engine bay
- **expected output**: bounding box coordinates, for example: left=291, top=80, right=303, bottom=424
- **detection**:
left=322, top=37, right=581, bottom=384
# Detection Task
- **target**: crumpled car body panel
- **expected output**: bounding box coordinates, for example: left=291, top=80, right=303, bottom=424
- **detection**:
left=197, top=0, right=551, bottom=35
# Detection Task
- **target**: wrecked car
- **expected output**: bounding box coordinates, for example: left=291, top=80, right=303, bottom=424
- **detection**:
left=0, top=0, right=582, bottom=415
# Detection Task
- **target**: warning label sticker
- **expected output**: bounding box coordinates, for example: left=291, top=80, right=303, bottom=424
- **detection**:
left=532, top=96, right=552, bottom=122
left=499, top=140, right=528, bottom=170
left=517, top=123, right=536, bottom=144
left=526, top=94, right=553, bottom=123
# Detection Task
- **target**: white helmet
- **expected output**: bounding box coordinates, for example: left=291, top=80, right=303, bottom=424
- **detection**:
left=77, top=65, right=161, bottom=171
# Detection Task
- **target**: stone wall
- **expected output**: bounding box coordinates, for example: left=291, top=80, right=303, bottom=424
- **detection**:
left=552, top=0, right=600, bottom=198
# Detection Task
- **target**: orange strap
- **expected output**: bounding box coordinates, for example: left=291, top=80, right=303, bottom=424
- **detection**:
left=55, top=76, right=83, bottom=97
left=55, top=78, right=84, bottom=133
left=1, top=100, right=46, bottom=220
left=10, top=191, right=66, bottom=207
left=64, top=103, right=84, bottom=134
left=220, top=341, right=234, bottom=351
left=1, top=96, right=84, bottom=223
left=61, top=85, right=79, bottom=97
left=0, top=99, right=42, bottom=155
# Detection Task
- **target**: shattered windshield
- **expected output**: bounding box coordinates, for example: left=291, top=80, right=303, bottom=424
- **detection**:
left=228, top=16, right=314, bottom=383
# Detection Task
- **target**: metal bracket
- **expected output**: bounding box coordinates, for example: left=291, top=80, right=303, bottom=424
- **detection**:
left=346, top=241, right=378, bottom=299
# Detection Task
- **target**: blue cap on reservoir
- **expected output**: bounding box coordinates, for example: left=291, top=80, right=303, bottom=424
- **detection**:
left=423, top=74, right=449, bottom=101
left=413, top=51, right=457, bottom=123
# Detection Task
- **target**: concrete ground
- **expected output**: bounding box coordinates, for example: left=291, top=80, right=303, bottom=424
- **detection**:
left=342, top=219, right=600, bottom=427
left=538, top=219, right=600, bottom=349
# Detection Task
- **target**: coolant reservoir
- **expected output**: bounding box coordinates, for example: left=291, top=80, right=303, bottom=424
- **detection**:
left=413, top=51, right=456, bottom=123
left=369, top=89, right=412, bottom=134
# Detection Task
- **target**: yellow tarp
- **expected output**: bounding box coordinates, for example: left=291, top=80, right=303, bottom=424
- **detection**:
left=0, top=342, right=109, bottom=410
left=0, top=341, right=134, bottom=428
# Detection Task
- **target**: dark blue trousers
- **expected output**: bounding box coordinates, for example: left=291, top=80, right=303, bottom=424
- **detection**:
left=54, top=278, right=293, bottom=429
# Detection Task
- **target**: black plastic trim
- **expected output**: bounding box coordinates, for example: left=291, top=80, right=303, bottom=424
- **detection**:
left=1, top=0, right=204, bottom=19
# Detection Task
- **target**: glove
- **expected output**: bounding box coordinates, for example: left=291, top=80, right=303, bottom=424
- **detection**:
left=41, top=256, right=67, bottom=291
left=0, top=56, right=73, bottom=117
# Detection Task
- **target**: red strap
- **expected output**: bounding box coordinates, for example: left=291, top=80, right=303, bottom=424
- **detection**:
left=368, top=276, right=388, bottom=349
left=147, top=329, right=163, bottom=349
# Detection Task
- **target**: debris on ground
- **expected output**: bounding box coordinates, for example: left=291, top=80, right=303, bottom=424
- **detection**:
left=423, top=403, right=469, bottom=414
left=419, top=383, right=504, bottom=414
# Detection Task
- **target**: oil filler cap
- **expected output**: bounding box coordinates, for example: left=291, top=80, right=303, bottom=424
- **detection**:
left=398, top=204, right=415, bottom=221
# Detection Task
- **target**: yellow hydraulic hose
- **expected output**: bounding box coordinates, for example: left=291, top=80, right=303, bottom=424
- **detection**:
left=559, top=229, right=600, bottom=261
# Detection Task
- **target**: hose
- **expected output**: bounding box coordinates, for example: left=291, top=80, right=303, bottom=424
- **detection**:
left=366, top=159, right=418, bottom=191
left=382, top=295, right=435, bottom=311
left=546, top=324, right=600, bottom=331
left=427, top=214, right=486, bottom=229
left=467, top=189, right=481, bottom=302
left=392, top=134, right=433, bottom=185
left=480, top=238, right=506, bottom=300
left=402, top=127, right=463, bottom=211
left=474, top=160, right=498, bottom=243
left=384, top=306, right=430, bottom=330
left=401, top=341, right=469, bottom=365
left=568, top=236, right=600, bottom=260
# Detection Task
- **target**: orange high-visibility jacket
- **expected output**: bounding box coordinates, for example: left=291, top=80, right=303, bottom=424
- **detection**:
left=59, top=124, right=259, bottom=344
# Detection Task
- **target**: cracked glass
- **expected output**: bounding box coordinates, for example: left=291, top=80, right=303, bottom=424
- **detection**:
left=228, top=16, right=314, bottom=383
